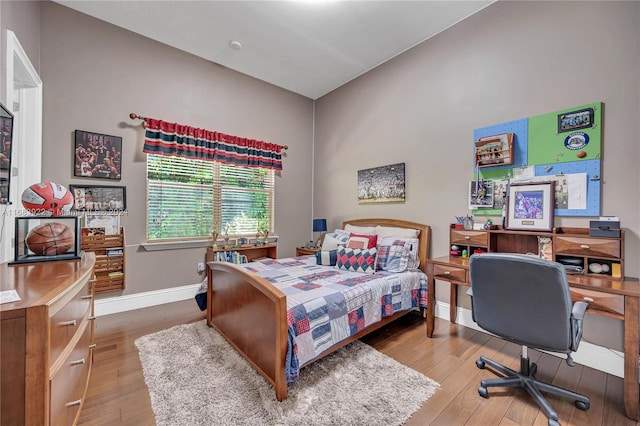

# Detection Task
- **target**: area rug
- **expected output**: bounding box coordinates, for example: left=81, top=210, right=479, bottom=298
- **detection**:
left=135, top=320, right=439, bottom=425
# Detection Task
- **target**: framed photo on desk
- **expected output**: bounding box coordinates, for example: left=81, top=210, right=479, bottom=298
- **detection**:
left=506, top=181, right=555, bottom=231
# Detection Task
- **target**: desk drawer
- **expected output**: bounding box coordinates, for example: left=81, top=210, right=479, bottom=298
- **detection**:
left=555, top=236, right=620, bottom=259
left=570, top=288, right=624, bottom=318
left=433, top=264, right=467, bottom=283
left=450, top=229, right=488, bottom=247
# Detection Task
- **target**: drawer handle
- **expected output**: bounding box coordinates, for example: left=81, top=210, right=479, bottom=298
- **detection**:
left=444, top=271, right=451, bottom=275
left=81, top=295, right=93, bottom=300
left=89, top=343, right=97, bottom=349
left=60, top=320, right=77, bottom=327
left=89, top=316, right=96, bottom=321
left=66, top=399, right=82, bottom=407
left=580, top=244, right=590, bottom=250
left=70, top=358, right=85, bottom=366
left=583, top=297, right=594, bottom=303
left=89, top=279, right=97, bottom=284
left=465, top=236, right=471, bottom=240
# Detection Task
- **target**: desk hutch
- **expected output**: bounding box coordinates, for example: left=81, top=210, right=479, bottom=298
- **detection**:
left=426, top=225, right=640, bottom=420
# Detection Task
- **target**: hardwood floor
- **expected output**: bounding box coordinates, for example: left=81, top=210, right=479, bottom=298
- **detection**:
left=78, top=301, right=638, bottom=426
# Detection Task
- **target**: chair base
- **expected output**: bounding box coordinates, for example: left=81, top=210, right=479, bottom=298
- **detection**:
left=476, top=354, right=590, bottom=426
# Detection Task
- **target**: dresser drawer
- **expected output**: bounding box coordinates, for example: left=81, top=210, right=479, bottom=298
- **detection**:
left=450, top=229, right=488, bottom=247
left=433, top=264, right=467, bottom=283
left=554, top=236, right=621, bottom=259
left=50, top=280, right=92, bottom=367
left=50, top=321, right=93, bottom=426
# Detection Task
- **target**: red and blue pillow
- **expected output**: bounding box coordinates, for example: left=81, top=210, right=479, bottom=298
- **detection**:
left=336, top=246, right=378, bottom=274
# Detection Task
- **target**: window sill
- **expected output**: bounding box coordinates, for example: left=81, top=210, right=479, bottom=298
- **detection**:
left=141, top=239, right=210, bottom=251
left=141, top=236, right=279, bottom=252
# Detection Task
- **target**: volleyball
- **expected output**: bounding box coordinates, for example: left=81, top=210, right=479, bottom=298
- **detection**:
left=25, top=222, right=75, bottom=256
left=21, top=182, right=74, bottom=217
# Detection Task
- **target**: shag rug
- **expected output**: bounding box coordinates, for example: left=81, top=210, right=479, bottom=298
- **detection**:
left=135, top=320, right=439, bottom=425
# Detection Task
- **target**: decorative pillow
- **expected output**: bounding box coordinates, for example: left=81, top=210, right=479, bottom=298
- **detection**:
left=347, top=233, right=378, bottom=249
left=344, top=224, right=375, bottom=235
left=376, top=239, right=411, bottom=272
left=315, top=250, right=337, bottom=266
left=335, top=246, right=378, bottom=274
left=321, top=230, right=350, bottom=251
left=378, top=236, right=420, bottom=269
left=374, top=225, right=420, bottom=239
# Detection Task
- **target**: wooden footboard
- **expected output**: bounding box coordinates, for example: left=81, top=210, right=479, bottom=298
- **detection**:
left=206, top=262, right=289, bottom=400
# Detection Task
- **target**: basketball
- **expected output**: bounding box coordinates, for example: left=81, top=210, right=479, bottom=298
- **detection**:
left=21, top=182, right=74, bottom=217
left=25, top=222, right=75, bottom=256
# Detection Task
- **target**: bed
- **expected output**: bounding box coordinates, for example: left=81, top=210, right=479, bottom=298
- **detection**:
left=206, top=218, right=431, bottom=400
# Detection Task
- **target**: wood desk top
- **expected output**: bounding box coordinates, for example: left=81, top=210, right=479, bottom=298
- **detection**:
left=428, top=254, right=640, bottom=298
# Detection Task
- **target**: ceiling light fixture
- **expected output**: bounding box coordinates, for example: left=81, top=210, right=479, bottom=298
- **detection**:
left=229, top=40, right=242, bottom=50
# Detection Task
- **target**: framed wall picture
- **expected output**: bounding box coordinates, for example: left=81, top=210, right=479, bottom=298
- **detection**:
left=74, top=129, right=122, bottom=180
left=69, top=184, right=126, bottom=211
left=506, top=181, right=555, bottom=232
left=357, top=162, right=405, bottom=204
left=1, top=102, right=14, bottom=203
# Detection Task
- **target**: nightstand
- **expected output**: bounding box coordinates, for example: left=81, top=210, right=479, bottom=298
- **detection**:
left=296, top=246, right=320, bottom=256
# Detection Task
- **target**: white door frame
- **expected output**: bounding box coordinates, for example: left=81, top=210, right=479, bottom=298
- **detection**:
left=1, top=29, right=43, bottom=263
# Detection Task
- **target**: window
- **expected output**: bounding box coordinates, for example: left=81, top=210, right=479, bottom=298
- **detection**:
left=147, top=155, right=274, bottom=241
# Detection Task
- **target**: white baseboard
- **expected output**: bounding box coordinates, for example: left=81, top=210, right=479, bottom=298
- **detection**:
left=434, top=300, right=625, bottom=379
left=94, top=283, right=201, bottom=317
left=95, top=284, right=625, bottom=379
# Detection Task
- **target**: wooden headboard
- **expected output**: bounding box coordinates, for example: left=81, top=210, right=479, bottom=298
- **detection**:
left=342, top=218, right=431, bottom=274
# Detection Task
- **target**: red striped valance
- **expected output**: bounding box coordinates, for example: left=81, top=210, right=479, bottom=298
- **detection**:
left=142, top=118, right=285, bottom=171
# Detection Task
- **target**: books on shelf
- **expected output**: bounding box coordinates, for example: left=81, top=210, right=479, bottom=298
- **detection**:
left=106, top=247, right=123, bottom=257
left=213, top=251, right=249, bottom=264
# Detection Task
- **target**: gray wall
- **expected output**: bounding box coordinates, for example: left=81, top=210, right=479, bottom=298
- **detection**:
left=35, top=2, right=314, bottom=295
left=314, top=1, right=640, bottom=350
left=2, top=1, right=638, bottom=351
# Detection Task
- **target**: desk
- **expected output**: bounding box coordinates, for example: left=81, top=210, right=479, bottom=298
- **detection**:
left=426, top=254, right=640, bottom=420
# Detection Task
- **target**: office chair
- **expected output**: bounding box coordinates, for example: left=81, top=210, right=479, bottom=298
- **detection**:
left=468, top=253, right=590, bottom=426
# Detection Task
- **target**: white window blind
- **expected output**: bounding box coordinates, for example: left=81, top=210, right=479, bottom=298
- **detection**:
left=147, top=155, right=274, bottom=241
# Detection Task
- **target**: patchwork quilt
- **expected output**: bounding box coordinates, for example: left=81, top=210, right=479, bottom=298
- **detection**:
left=241, top=255, right=428, bottom=382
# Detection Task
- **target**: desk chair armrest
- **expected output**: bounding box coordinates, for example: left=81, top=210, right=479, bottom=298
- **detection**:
left=572, top=301, right=588, bottom=321
left=570, top=301, right=589, bottom=352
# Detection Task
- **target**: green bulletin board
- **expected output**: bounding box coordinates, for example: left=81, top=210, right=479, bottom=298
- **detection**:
left=473, top=102, right=602, bottom=217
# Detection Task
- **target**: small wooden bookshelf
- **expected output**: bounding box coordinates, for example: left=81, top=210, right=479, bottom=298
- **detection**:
left=206, top=243, right=277, bottom=264
left=81, top=227, right=125, bottom=293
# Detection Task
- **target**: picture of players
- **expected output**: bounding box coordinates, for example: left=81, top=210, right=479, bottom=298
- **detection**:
left=74, top=130, right=122, bottom=180
left=1, top=115, right=13, bottom=170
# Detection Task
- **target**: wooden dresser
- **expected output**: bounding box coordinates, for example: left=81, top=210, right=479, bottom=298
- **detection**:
left=1, top=252, right=96, bottom=426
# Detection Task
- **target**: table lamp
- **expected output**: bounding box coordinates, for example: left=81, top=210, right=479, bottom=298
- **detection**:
left=313, top=218, right=327, bottom=248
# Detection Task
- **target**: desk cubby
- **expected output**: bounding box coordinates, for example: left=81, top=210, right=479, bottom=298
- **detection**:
left=448, top=224, right=624, bottom=279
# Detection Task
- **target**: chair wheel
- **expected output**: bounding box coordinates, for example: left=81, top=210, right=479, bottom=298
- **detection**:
left=476, top=359, right=486, bottom=369
left=575, top=400, right=590, bottom=410
left=478, top=386, right=488, bottom=398
left=547, top=419, right=560, bottom=426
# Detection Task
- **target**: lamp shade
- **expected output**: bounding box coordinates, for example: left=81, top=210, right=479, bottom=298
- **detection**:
left=312, top=218, right=327, bottom=232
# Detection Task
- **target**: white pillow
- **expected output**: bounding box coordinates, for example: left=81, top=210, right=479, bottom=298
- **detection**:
left=321, top=230, right=350, bottom=251
left=344, top=224, right=376, bottom=235
left=374, top=225, right=419, bottom=238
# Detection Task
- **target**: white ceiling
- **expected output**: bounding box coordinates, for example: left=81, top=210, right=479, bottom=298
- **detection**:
left=54, top=1, right=494, bottom=100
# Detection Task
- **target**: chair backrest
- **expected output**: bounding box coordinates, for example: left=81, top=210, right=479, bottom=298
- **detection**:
left=469, top=253, right=574, bottom=353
